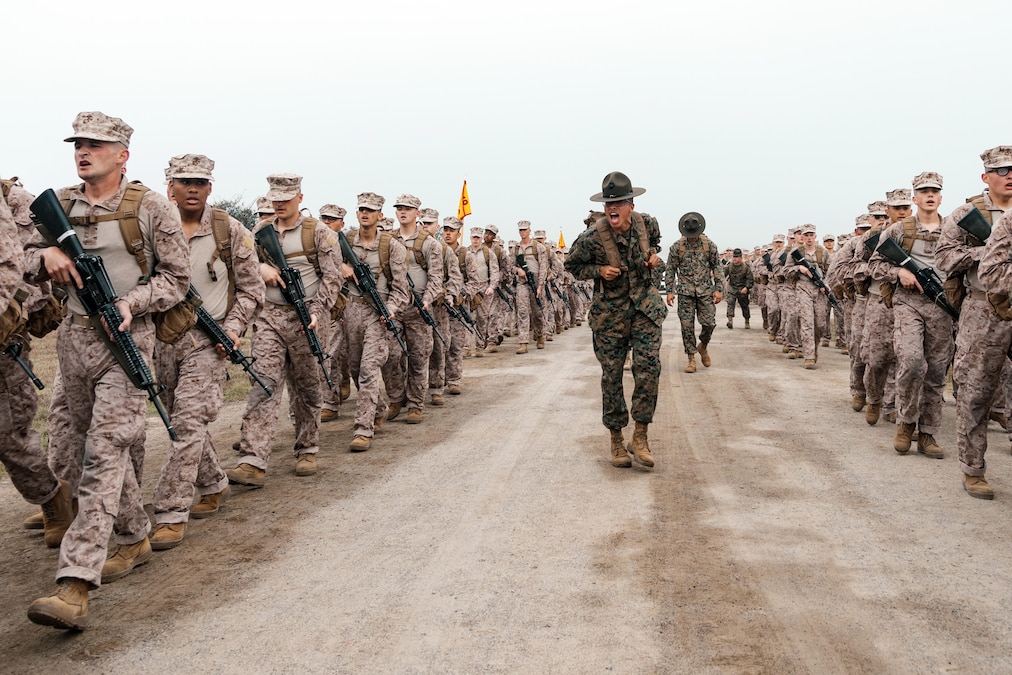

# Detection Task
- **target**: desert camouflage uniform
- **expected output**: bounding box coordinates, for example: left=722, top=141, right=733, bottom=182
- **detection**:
left=0, top=182, right=61, bottom=506
left=566, top=219, right=666, bottom=429
left=151, top=208, right=264, bottom=523
left=832, top=234, right=869, bottom=399
left=764, top=247, right=783, bottom=338
left=786, top=245, right=829, bottom=360
left=750, top=254, right=768, bottom=328
left=469, top=241, right=500, bottom=344
left=345, top=231, right=408, bottom=439
left=665, top=235, right=720, bottom=355
left=445, top=243, right=480, bottom=388
left=428, top=237, right=463, bottom=398
left=515, top=240, right=548, bottom=345
left=384, top=227, right=442, bottom=413
left=948, top=195, right=1012, bottom=475
left=869, top=219, right=952, bottom=433
left=235, top=216, right=342, bottom=472
left=724, top=259, right=754, bottom=322
left=856, top=225, right=897, bottom=419
left=36, top=176, right=189, bottom=587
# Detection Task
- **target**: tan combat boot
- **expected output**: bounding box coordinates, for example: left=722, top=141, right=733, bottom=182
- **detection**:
left=349, top=435, right=372, bottom=452
left=963, top=474, right=994, bottom=500
left=320, top=408, right=339, bottom=422
left=191, top=487, right=229, bottom=519
left=27, top=578, right=90, bottom=630
left=851, top=395, right=866, bottom=412
left=610, top=429, right=631, bottom=468
left=744, top=319, right=750, bottom=329
left=865, top=403, right=881, bottom=426
left=227, top=463, right=266, bottom=487
left=516, top=343, right=528, bottom=354
left=697, top=342, right=711, bottom=367
left=536, top=337, right=546, bottom=349
left=917, top=433, right=944, bottom=459
left=684, top=354, right=696, bottom=373
left=339, top=380, right=351, bottom=402
left=768, top=333, right=776, bottom=342
left=102, top=538, right=153, bottom=583
left=42, top=479, right=75, bottom=549
left=406, top=408, right=423, bottom=424
left=431, top=394, right=445, bottom=406
left=23, top=510, right=44, bottom=529
left=386, top=399, right=404, bottom=421
left=447, top=384, right=462, bottom=395
left=989, top=411, right=1008, bottom=430
left=894, top=422, right=915, bottom=453
left=150, top=523, right=186, bottom=550
left=295, top=453, right=317, bottom=476
left=804, top=359, right=816, bottom=370
left=629, top=422, right=655, bottom=467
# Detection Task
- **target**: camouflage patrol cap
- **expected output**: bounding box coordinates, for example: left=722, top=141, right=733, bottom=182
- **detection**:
left=419, top=208, right=439, bottom=223
left=357, top=192, right=385, bottom=211
left=256, top=197, right=274, bottom=215
left=867, top=201, right=888, bottom=216
left=886, top=188, right=913, bottom=206
left=470, top=227, right=483, bottom=237
left=442, top=216, right=463, bottom=230
left=484, top=224, right=499, bottom=235
left=801, top=224, right=816, bottom=235
left=393, top=194, right=421, bottom=209
left=773, top=234, right=786, bottom=243
left=855, top=214, right=871, bottom=228
left=822, top=234, right=835, bottom=242
left=319, top=204, right=346, bottom=219
left=508, top=240, right=518, bottom=248
left=533, top=230, right=546, bottom=239
left=169, top=154, right=215, bottom=181
left=266, top=173, right=302, bottom=201
left=378, top=217, right=394, bottom=230
left=981, top=146, right=1012, bottom=169
left=64, top=111, right=134, bottom=147
left=912, top=171, right=943, bottom=190
left=517, top=220, right=531, bottom=230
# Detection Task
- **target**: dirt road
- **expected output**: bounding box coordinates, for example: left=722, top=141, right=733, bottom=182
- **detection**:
left=3, top=311, right=1012, bottom=673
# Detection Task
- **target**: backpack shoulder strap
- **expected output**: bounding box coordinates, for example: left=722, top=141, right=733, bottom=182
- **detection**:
left=211, top=208, right=236, bottom=310
left=296, top=216, right=320, bottom=274
left=594, top=218, right=622, bottom=268
left=116, top=182, right=152, bottom=279
left=378, top=231, right=393, bottom=283
left=900, top=215, right=918, bottom=252
left=411, top=230, right=430, bottom=269
left=968, top=194, right=993, bottom=225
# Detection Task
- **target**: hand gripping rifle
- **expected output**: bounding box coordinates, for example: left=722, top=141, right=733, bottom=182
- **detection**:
left=186, top=285, right=272, bottom=395
left=442, top=297, right=479, bottom=339
left=790, top=249, right=842, bottom=310
left=254, top=224, right=333, bottom=390
left=551, top=279, right=570, bottom=308
left=30, top=189, right=178, bottom=440
left=875, top=236, right=959, bottom=320
left=337, top=231, right=409, bottom=357
left=516, top=253, right=542, bottom=307
left=407, top=275, right=447, bottom=347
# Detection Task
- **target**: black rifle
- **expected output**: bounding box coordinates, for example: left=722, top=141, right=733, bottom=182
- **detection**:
left=956, top=207, right=991, bottom=245
left=337, top=231, right=408, bottom=356
left=862, top=231, right=882, bottom=261
left=30, top=189, right=178, bottom=440
left=516, top=253, right=542, bottom=307
left=790, top=249, right=841, bottom=310
left=254, top=225, right=333, bottom=390
left=186, top=285, right=271, bottom=395
left=551, top=280, right=570, bottom=308
left=875, top=237, right=959, bottom=320
left=442, top=297, right=479, bottom=338
left=762, top=252, right=773, bottom=271
left=494, top=286, right=514, bottom=311
left=4, top=338, right=43, bottom=390
left=778, top=251, right=788, bottom=266
left=502, top=284, right=518, bottom=310
left=577, top=283, right=592, bottom=301
left=407, top=275, right=447, bottom=347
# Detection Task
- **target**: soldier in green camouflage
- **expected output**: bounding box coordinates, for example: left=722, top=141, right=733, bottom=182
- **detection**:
left=664, top=213, right=722, bottom=373
left=565, top=172, right=666, bottom=469
left=724, top=247, right=754, bottom=329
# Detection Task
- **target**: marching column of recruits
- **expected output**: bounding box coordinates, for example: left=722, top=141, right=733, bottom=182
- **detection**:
left=2, top=111, right=591, bottom=631
left=738, top=146, right=1012, bottom=505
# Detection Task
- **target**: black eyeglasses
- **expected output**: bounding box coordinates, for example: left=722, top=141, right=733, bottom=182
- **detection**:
left=873, top=215, right=888, bottom=220
left=988, top=167, right=1012, bottom=177
left=176, top=178, right=209, bottom=187
left=320, top=215, right=342, bottom=222
left=358, top=207, right=378, bottom=213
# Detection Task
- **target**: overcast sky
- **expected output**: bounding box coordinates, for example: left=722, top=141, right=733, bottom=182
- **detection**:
left=5, top=0, right=1009, bottom=252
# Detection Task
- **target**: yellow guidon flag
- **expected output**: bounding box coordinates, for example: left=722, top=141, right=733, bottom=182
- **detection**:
left=457, top=180, right=472, bottom=220
left=558, top=230, right=565, bottom=248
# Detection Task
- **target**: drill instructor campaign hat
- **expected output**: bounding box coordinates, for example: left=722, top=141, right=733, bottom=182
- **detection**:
left=678, top=212, right=706, bottom=237
left=590, top=171, right=646, bottom=203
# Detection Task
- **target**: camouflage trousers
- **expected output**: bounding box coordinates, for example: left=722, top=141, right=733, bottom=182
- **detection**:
left=862, top=295, right=896, bottom=412
left=0, top=339, right=59, bottom=504
left=783, top=285, right=801, bottom=351
left=776, top=284, right=791, bottom=341
left=796, top=281, right=826, bottom=360
left=591, top=308, right=663, bottom=429
left=344, top=297, right=390, bottom=438
left=848, top=296, right=869, bottom=397
left=447, top=315, right=467, bottom=388
left=473, top=292, right=494, bottom=346
left=55, top=316, right=155, bottom=587
left=383, top=305, right=432, bottom=411
left=726, top=290, right=750, bottom=320
left=677, top=293, right=715, bottom=355
left=150, top=329, right=228, bottom=524
left=893, top=294, right=953, bottom=434
left=765, top=282, right=781, bottom=336
left=237, top=304, right=328, bottom=471
left=428, top=304, right=450, bottom=396
left=542, top=289, right=557, bottom=335
left=952, top=295, right=1012, bottom=475
left=515, top=282, right=544, bottom=344
left=322, top=316, right=349, bottom=413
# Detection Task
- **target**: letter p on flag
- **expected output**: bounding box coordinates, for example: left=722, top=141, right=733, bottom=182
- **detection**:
left=457, top=180, right=471, bottom=221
